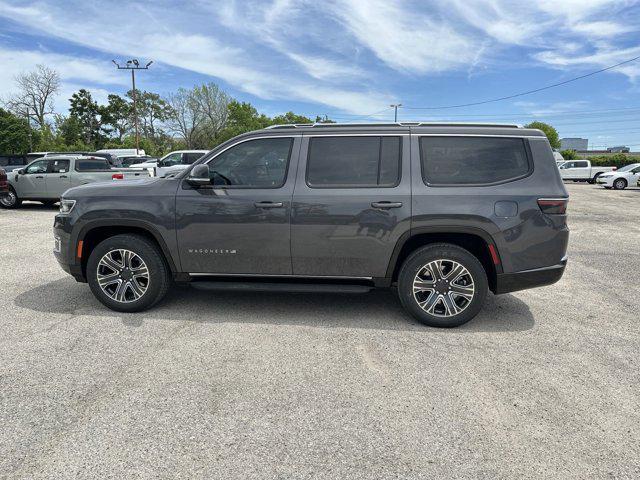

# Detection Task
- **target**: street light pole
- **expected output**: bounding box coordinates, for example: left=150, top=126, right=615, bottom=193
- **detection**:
left=390, top=103, right=402, bottom=122
left=113, top=59, right=153, bottom=155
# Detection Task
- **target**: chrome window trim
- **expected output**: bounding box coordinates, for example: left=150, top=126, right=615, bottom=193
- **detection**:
left=202, top=134, right=301, bottom=166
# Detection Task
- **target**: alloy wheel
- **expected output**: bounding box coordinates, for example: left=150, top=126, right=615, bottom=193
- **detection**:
left=96, top=249, right=150, bottom=303
left=412, top=259, right=475, bottom=317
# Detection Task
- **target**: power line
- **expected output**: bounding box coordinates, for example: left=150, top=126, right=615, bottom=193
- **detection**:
left=402, top=54, right=640, bottom=110
left=400, top=106, right=640, bottom=119
left=316, top=105, right=640, bottom=123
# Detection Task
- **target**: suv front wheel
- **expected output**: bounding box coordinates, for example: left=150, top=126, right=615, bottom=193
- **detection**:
left=397, top=244, right=488, bottom=328
left=87, top=234, right=170, bottom=312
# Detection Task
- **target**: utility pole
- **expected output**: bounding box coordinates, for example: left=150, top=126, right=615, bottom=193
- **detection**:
left=113, top=59, right=153, bottom=154
left=390, top=103, right=402, bottom=122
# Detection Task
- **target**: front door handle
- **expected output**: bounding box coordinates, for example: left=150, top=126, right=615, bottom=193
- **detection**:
left=35, top=175, right=44, bottom=179
left=371, top=201, right=403, bottom=209
left=254, top=201, right=284, bottom=209
left=59, top=175, right=68, bottom=178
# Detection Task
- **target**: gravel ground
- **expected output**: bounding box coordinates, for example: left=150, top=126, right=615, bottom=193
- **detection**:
left=0, top=183, right=639, bottom=479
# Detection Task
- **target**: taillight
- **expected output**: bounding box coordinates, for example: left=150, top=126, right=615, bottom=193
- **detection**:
left=537, top=198, right=568, bottom=214
left=612, top=167, right=617, bottom=171
left=112, top=173, right=124, bottom=180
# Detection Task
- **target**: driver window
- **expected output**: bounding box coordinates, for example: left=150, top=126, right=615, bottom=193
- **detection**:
left=208, top=137, right=293, bottom=188
left=25, top=160, right=48, bottom=174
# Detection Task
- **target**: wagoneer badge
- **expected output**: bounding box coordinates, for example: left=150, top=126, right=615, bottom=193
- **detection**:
left=188, top=249, right=237, bottom=254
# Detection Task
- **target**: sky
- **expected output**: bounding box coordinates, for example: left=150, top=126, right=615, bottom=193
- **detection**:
left=0, top=0, right=640, bottom=149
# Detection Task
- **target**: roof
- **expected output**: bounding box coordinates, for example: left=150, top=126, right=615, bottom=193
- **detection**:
left=260, top=122, right=545, bottom=137
left=265, top=122, right=522, bottom=129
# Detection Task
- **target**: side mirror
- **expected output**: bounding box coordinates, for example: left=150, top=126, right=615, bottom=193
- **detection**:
left=186, top=164, right=210, bottom=187
left=18, top=169, right=25, bottom=175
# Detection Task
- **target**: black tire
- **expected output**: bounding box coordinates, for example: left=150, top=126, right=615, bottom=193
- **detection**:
left=87, top=234, right=171, bottom=312
left=613, top=178, right=627, bottom=190
left=397, top=243, right=488, bottom=328
left=0, top=186, right=22, bottom=209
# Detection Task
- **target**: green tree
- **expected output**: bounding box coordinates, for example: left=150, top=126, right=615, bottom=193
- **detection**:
left=0, top=108, right=31, bottom=154
left=525, top=121, right=560, bottom=149
left=127, top=90, right=171, bottom=140
left=102, top=94, right=131, bottom=141
left=215, top=101, right=272, bottom=145
left=69, top=89, right=107, bottom=148
left=271, top=111, right=314, bottom=125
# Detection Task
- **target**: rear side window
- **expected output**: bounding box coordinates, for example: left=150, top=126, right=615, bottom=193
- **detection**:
left=50, top=159, right=70, bottom=173
left=75, top=159, right=111, bottom=171
left=307, top=136, right=401, bottom=187
left=184, top=152, right=205, bottom=164
left=420, top=137, right=531, bottom=185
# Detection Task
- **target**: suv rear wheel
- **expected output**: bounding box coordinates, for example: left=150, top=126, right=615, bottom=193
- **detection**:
left=87, top=234, right=170, bottom=312
left=397, top=243, right=488, bottom=328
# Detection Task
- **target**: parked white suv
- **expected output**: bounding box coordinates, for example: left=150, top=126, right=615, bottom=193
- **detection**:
left=595, top=163, right=640, bottom=190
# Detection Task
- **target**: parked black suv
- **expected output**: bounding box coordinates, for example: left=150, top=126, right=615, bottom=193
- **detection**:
left=53, top=123, right=569, bottom=327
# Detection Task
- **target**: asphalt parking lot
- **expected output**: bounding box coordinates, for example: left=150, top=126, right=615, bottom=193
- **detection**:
left=1, top=183, right=639, bottom=479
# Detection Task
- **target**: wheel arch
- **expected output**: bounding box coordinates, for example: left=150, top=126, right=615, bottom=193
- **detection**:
left=76, top=220, right=178, bottom=279
left=386, top=227, right=501, bottom=292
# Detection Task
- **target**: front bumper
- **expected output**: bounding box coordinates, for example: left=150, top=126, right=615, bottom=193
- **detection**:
left=53, top=215, right=85, bottom=282
left=494, top=257, right=567, bottom=294
left=596, top=177, right=614, bottom=186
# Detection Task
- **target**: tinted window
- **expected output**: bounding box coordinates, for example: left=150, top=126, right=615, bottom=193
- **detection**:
left=50, top=159, right=70, bottom=173
left=575, top=161, right=589, bottom=168
left=420, top=137, right=530, bottom=185
left=0, top=156, right=25, bottom=167
left=184, top=152, right=205, bottom=164
left=75, top=159, right=111, bottom=171
left=307, top=136, right=401, bottom=187
left=208, top=137, right=293, bottom=188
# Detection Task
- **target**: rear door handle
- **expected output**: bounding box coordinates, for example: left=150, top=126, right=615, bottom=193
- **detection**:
left=59, top=175, right=68, bottom=178
left=371, top=201, right=403, bottom=209
left=254, top=201, right=284, bottom=209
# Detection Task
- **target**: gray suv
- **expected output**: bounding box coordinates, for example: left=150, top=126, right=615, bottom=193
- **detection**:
left=53, top=123, right=569, bottom=327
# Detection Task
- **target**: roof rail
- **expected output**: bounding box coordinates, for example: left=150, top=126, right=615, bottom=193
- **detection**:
left=264, top=122, right=521, bottom=129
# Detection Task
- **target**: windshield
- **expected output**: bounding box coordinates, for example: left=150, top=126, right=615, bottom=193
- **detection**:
left=616, top=163, right=640, bottom=172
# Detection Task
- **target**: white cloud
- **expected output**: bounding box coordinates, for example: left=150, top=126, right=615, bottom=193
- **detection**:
left=325, top=0, right=478, bottom=73
left=0, top=46, right=129, bottom=114
left=0, top=0, right=638, bottom=116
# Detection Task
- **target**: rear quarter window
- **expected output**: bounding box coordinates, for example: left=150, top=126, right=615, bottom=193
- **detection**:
left=75, top=159, right=111, bottom=171
left=420, top=136, right=531, bottom=186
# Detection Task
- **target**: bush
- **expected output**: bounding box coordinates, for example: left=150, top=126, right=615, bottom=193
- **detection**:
left=560, top=149, right=578, bottom=160
left=588, top=154, right=640, bottom=168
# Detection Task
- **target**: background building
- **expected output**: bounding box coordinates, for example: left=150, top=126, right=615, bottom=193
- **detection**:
left=560, top=137, right=589, bottom=150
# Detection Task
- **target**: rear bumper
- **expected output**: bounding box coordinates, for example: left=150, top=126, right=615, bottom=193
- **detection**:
left=494, top=257, right=567, bottom=294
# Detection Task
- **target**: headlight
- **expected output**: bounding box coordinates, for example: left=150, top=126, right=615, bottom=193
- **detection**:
left=59, top=199, right=76, bottom=214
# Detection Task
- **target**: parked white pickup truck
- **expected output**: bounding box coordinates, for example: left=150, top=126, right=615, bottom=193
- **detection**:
left=0, top=155, right=149, bottom=209
left=558, top=159, right=616, bottom=183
